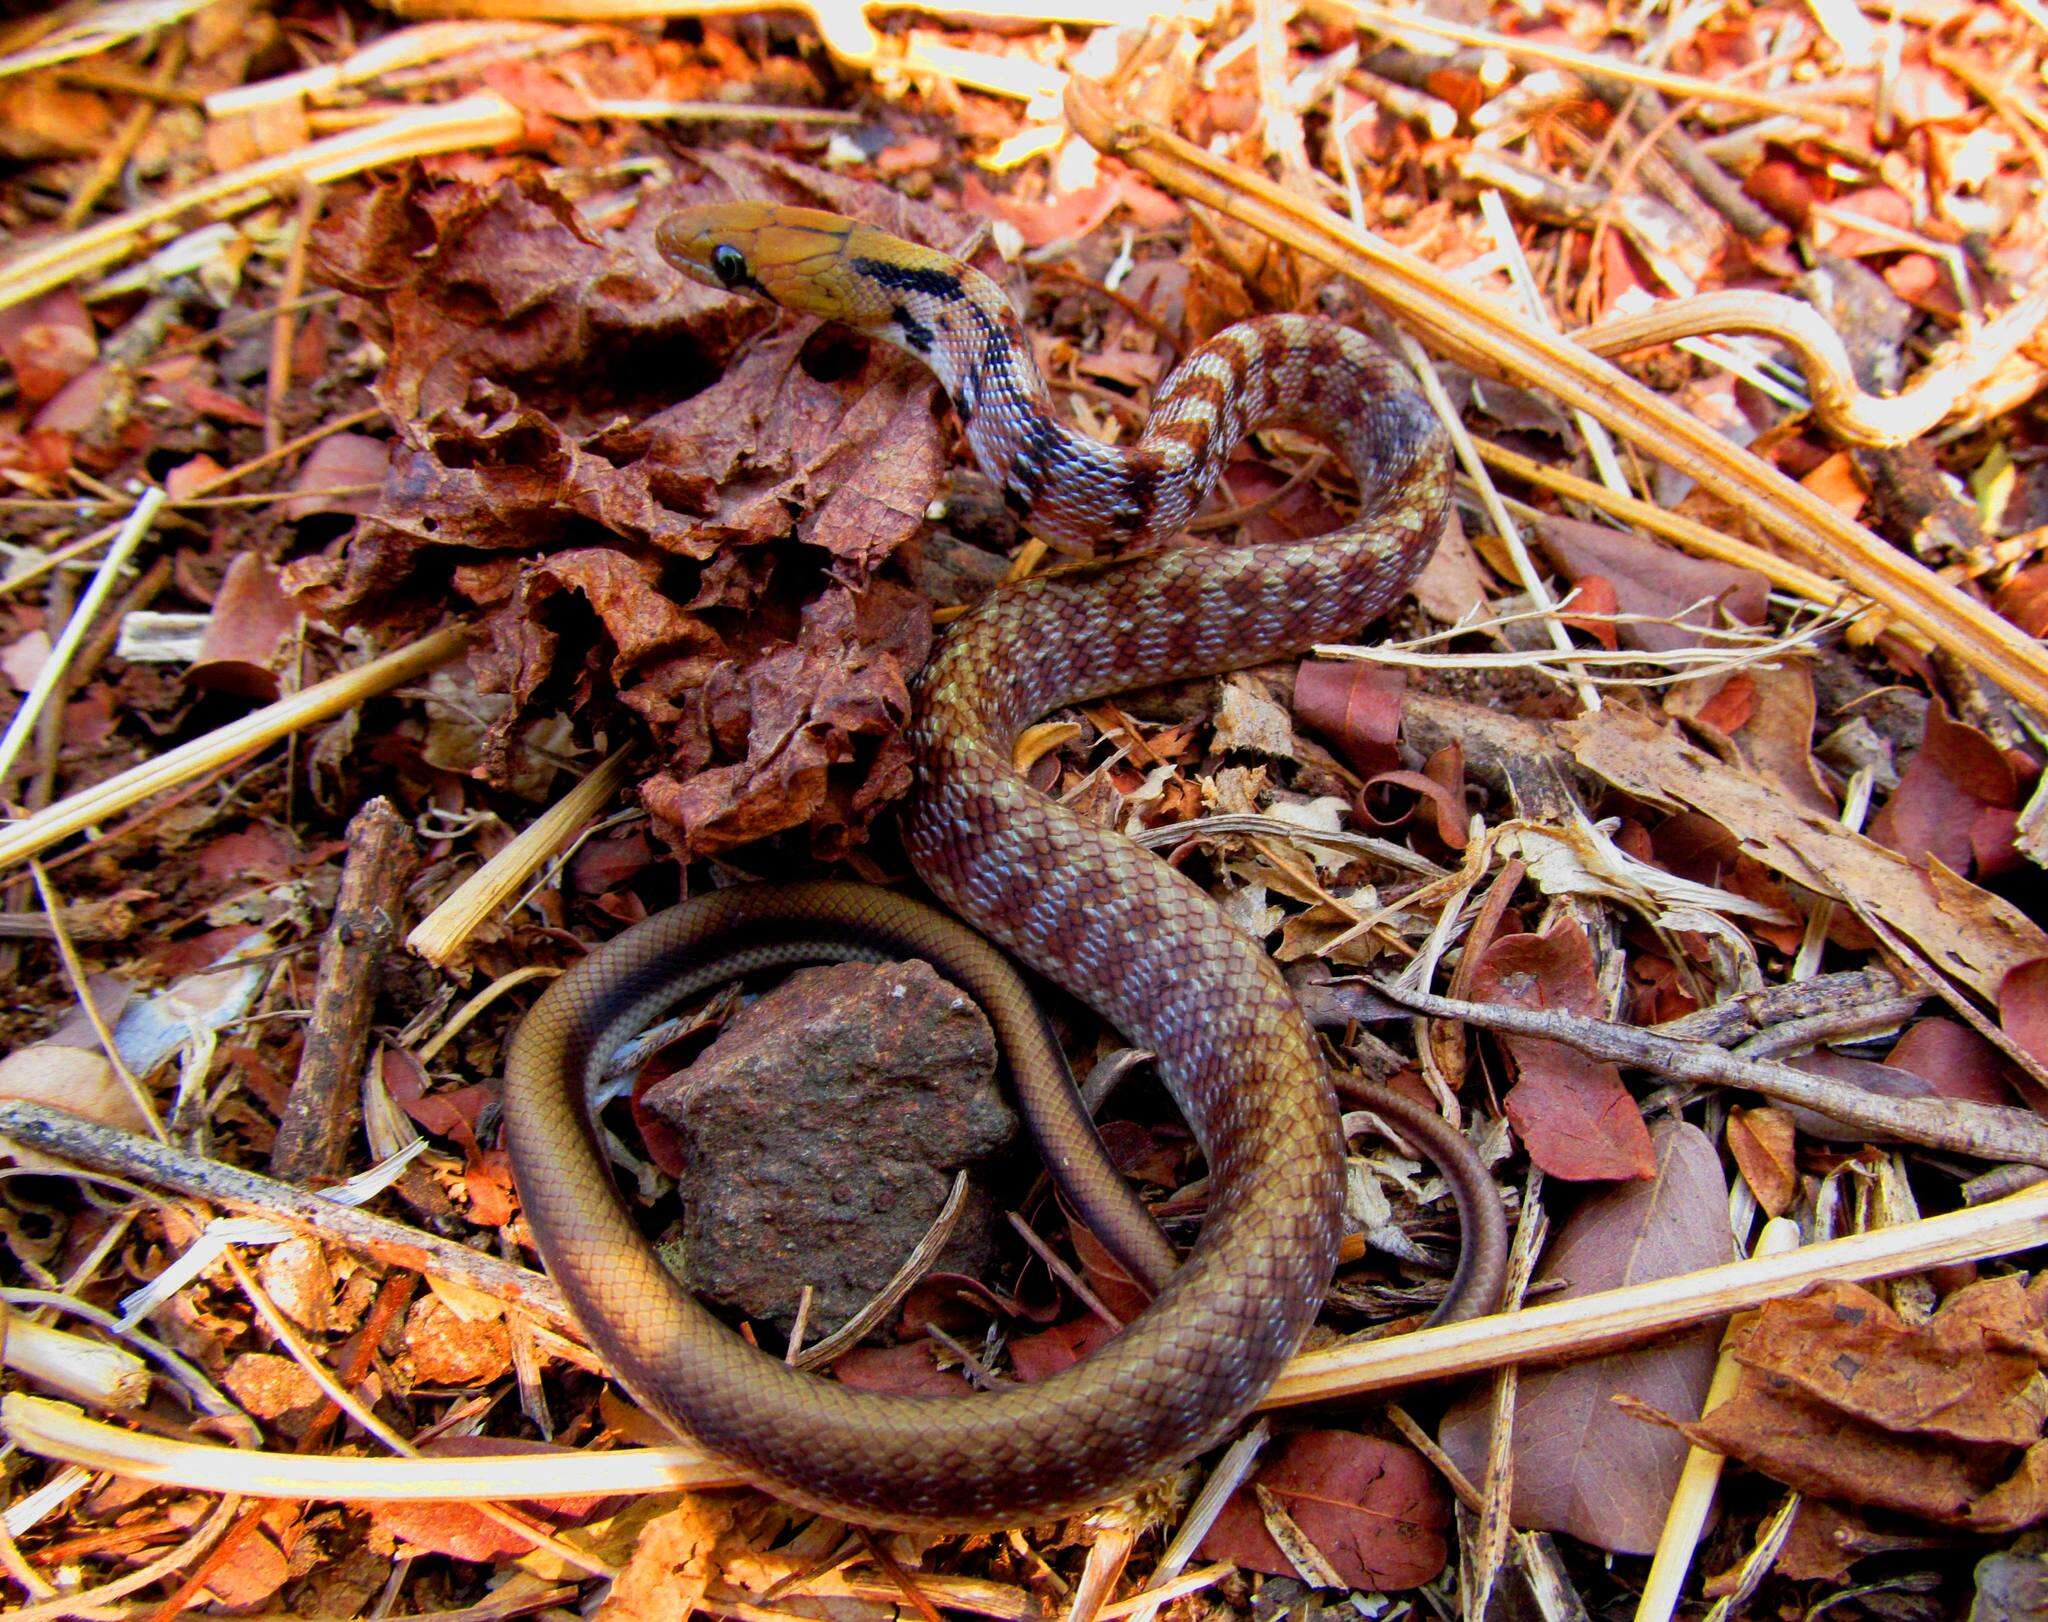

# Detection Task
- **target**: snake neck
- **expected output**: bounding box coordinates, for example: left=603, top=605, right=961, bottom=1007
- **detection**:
left=908, top=312, right=1451, bottom=748
left=857, top=255, right=1203, bottom=554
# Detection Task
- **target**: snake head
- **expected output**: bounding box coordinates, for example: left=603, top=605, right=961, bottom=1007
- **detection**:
left=657, top=201, right=893, bottom=327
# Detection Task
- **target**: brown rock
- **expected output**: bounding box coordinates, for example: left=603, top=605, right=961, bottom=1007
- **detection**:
left=643, top=960, right=1018, bottom=1338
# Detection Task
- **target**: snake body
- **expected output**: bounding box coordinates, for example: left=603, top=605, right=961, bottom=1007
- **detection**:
left=503, top=203, right=1474, bottom=1529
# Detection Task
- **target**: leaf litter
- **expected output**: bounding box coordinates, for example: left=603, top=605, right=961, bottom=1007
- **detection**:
left=0, top=1, right=2047, bottom=1620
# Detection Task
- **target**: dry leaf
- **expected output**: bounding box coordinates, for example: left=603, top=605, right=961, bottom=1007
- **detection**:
left=597, top=1494, right=742, bottom=1622
left=1470, top=915, right=1656, bottom=1181
left=1292, top=661, right=1405, bottom=776
left=191, top=554, right=302, bottom=700
left=1681, top=1276, right=2048, bottom=1530
left=1727, top=1105, right=1798, bottom=1215
left=1561, top=709, right=2047, bottom=1000
left=1867, top=705, right=2020, bottom=878
left=1533, top=514, right=1767, bottom=655
left=1440, top=1121, right=1730, bottom=1554
left=1199, top=1431, right=1451, bottom=1591
left=0, top=1043, right=151, bottom=1136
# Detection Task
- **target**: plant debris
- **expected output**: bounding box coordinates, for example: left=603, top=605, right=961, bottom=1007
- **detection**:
left=3, top=0, right=2048, bottom=1618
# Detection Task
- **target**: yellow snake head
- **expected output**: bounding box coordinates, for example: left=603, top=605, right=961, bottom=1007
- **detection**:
left=657, top=201, right=905, bottom=329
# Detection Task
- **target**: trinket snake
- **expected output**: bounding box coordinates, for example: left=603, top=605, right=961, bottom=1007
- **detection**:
left=503, top=202, right=1504, bottom=1529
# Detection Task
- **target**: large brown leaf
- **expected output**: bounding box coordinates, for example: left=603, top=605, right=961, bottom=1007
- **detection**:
left=1439, top=1120, right=1730, bottom=1554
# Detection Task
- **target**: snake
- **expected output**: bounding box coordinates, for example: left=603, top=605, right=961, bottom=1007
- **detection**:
left=502, top=201, right=1504, bottom=1531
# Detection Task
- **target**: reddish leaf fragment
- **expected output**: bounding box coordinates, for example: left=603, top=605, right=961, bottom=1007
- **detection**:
left=360, top=1440, right=610, bottom=1562
left=0, top=288, right=96, bottom=405
left=285, top=432, right=390, bottom=521
left=2000, top=958, right=2048, bottom=1072
left=1063, top=1211, right=1151, bottom=1324
left=1884, top=1018, right=2016, bottom=1107
left=1727, top=1105, right=1798, bottom=1216
left=1994, top=565, right=2048, bottom=638
left=1292, top=660, right=1405, bottom=776
left=1533, top=514, right=1767, bottom=654
left=1198, top=1431, right=1450, bottom=1591
left=191, top=554, right=303, bottom=700
left=1688, top=671, right=1756, bottom=733
left=832, top=1341, right=970, bottom=1398
left=1868, top=705, right=2017, bottom=876
left=1772, top=1500, right=1873, bottom=1584
left=1560, top=576, right=1620, bottom=650
left=1010, top=1317, right=1118, bottom=1383
left=1471, top=916, right=1656, bottom=1181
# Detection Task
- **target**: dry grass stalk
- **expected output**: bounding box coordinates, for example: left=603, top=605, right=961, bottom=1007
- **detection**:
left=1573, top=286, right=2048, bottom=447
left=405, top=745, right=633, bottom=968
left=0, top=489, right=165, bottom=788
left=0, top=1313, right=150, bottom=1409
left=1466, top=437, right=1900, bottom=637
left=1265, top=1178, right=2048, bottom=1406
left=1632, top=1217, right=1805, bottom=1622
left=12, top=1180, right=2048, bottom=1504
left=0, top=626, right=472, bottom=873
left=0, top=93, right=522, bottom=317
left=3, top=1394, right=740, bottom=1497
left=206, top=20, right=573, bottom=115
left=1308, top=0, right=1853, bottom=126
left=0, top=0, right=212, bottom=82
left=1061, top=76, right=2048, bottom=718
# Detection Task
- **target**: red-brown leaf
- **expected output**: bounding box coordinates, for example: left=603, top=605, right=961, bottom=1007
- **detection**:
left=1471, top=916, right=1656, bottom=1181
left=1198, top=1431, right=1450, bottom=1590
left=832, top=1341, right=970, bottom=1398
left=1867, top=705, right=2017, bottom=875
left=2001, top=958, right=2048, bottom=1071
left=1292, top=660, right=1405, bottom=776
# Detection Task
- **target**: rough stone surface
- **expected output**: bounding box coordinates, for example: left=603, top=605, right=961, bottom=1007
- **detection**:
left=643, top=959, right=1018, bottom=1337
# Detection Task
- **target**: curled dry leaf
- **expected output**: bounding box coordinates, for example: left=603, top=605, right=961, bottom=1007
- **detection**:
left=1361, top=744, right=1468, bottom=849
left=1727, top=1105, right=1798, bottom=1216
left=1469, top=913, right=1656, bottom=1181
left=1679, top=1276, right=2048, bottom=1531
left=1440, top=1121, right=1731, bottom=1555
left=1198, top=1430, right=1451, bottom=1591
left=293, top=153, right=966, bottom=856
left=191, top=553, right=303, bottom=701
left=1292, top=660, right=1405, bottom=776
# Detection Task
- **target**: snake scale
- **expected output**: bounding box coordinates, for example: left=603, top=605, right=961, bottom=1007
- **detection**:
left=503, top=201, right=1503, bottom=1530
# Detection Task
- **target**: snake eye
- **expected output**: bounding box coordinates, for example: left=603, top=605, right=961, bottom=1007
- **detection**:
left=710, top=244, right=747, bottom=286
